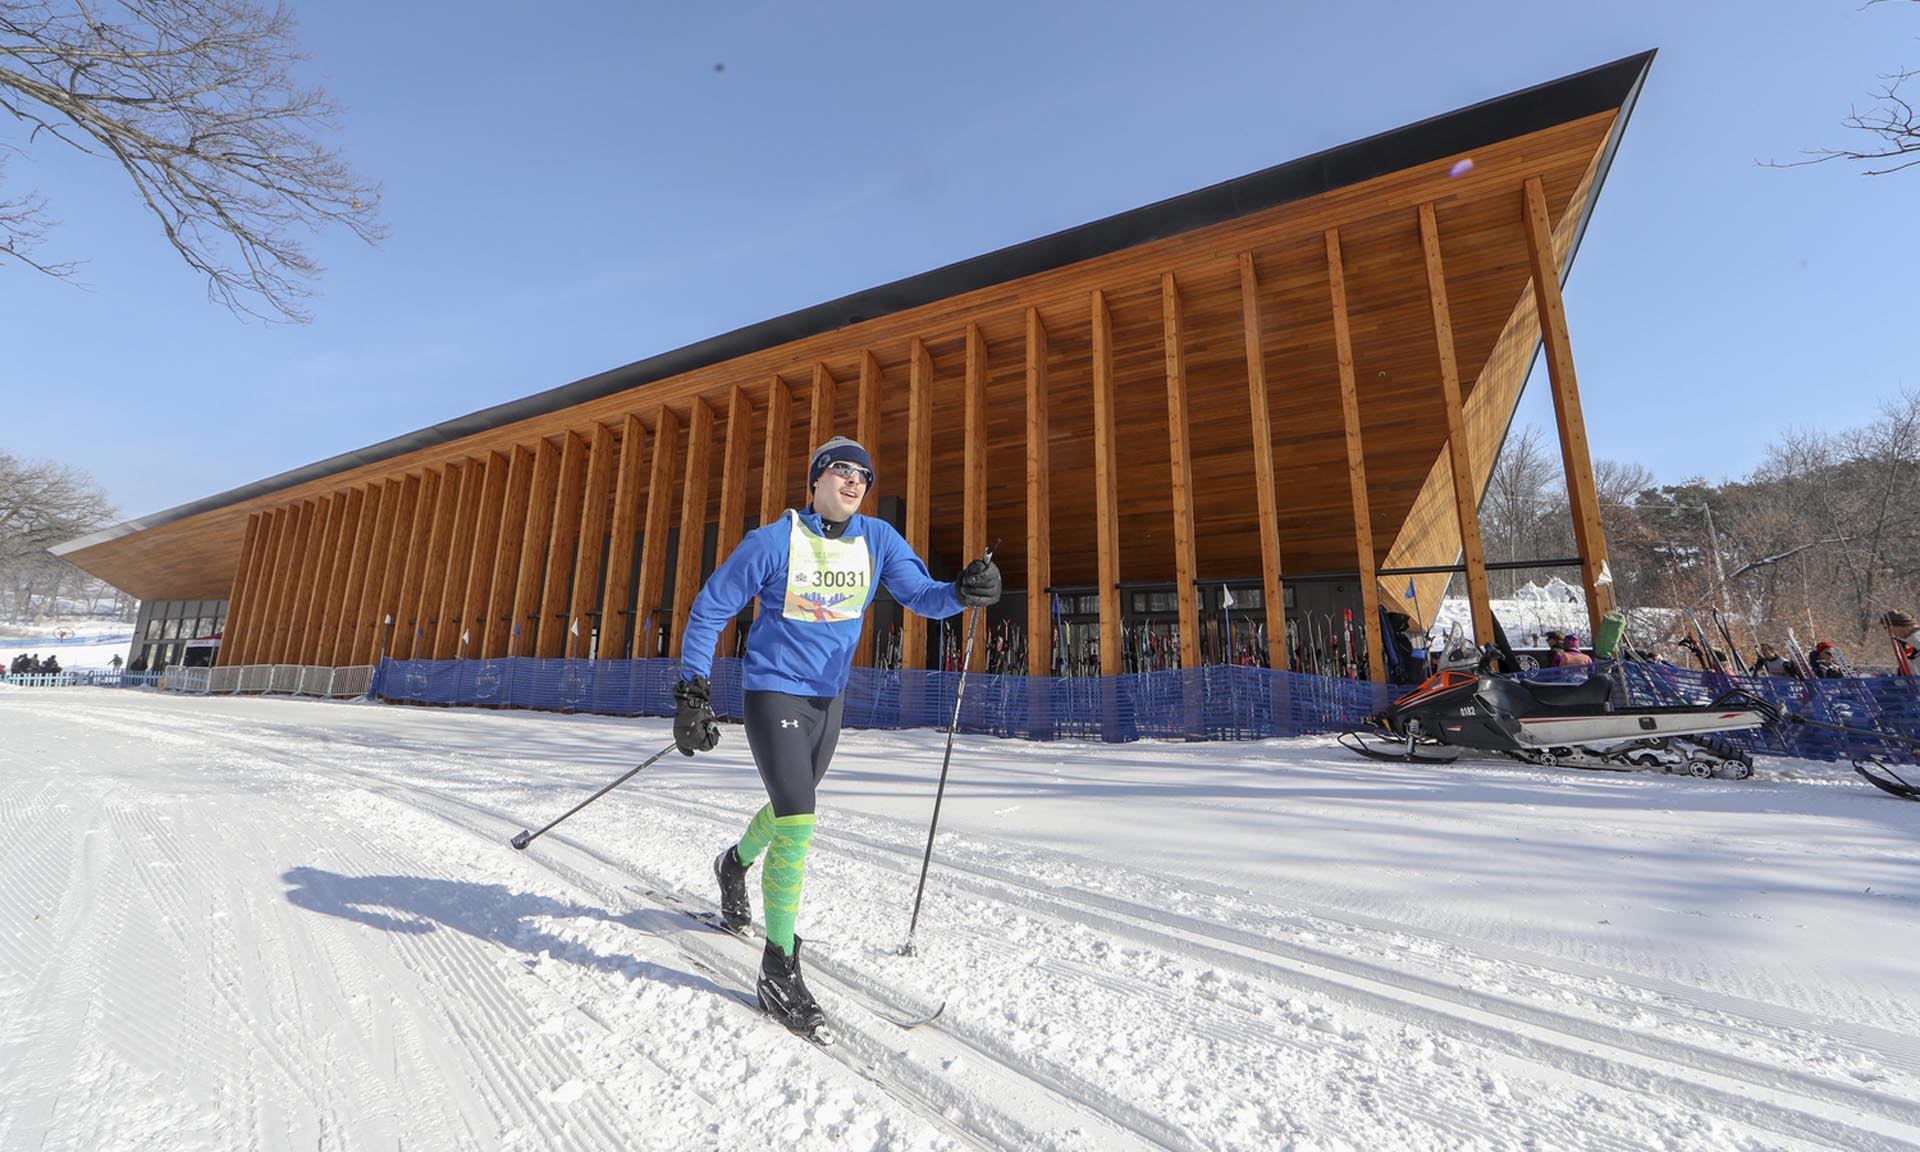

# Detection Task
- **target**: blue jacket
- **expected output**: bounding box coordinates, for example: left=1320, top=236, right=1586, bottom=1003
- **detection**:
left=679, top=509, right=966, bottom=696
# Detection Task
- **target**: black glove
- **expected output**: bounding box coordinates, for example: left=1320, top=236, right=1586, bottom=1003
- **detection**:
left=673, top=675, right=721, bottom=756
left=956, top=557, right=1002, bottom=607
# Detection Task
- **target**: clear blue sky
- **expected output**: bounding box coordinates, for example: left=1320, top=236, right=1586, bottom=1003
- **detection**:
left=5, top=0, right=1914, bottom=524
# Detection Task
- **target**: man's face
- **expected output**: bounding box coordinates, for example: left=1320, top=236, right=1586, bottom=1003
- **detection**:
left=811, top=461, right=870, bottom=520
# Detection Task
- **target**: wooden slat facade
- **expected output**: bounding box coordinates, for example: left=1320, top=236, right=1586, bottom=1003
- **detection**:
left=64, top=56, right=1652, bottom=680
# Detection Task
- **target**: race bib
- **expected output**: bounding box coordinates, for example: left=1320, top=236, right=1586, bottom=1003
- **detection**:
left=782, top=511, right=873, bottom=623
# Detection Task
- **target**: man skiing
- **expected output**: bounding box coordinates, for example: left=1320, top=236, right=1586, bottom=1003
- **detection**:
left=671, top=435, right=1001, bottom=1043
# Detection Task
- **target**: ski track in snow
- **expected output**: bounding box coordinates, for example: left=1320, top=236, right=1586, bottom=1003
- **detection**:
left=3, top=689, right=1918, bottom=1151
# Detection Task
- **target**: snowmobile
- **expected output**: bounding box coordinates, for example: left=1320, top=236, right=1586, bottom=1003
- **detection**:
left=1338, top=651, right=1778, bottom=779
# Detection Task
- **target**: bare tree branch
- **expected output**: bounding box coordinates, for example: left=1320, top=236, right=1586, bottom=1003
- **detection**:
left=1765, top=1, right=1920, bottom=176
left=0, top=0, right=384, bottom=322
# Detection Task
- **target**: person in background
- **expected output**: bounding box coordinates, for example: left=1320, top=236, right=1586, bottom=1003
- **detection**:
left=1554, top=632, right=1594, bottom=669
left=1748, top=642, right=1800, bottom=678
left=1809, top=641, right=1846, bottom=679
left=109, top=654, right=124, bottom=671
left=1881, top=610, right=1918, bottom=675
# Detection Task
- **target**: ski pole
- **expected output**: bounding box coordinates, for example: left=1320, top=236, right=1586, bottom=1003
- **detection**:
left=901, top=540, right=997, bottom=957
left=509, top=741, right=678, bottom=850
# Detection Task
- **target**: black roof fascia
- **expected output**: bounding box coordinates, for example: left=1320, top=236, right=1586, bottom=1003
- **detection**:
left=55, top=49, right=1654, bottom=559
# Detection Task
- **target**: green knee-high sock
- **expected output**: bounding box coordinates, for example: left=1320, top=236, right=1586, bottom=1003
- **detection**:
left=733, top=803, right=776, bottom=867
left=762, top=813, right=815, bottom=956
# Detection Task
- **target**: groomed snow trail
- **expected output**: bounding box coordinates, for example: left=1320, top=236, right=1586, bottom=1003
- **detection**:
left=3, top=688, right=1917, bottom=1151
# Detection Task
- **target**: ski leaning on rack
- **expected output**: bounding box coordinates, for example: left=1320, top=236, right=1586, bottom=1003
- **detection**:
left=633, top=884, right=947, bottom=1035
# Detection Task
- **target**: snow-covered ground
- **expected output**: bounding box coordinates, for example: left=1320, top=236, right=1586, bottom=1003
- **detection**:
left=4, top=689, right=1918, bottom=1151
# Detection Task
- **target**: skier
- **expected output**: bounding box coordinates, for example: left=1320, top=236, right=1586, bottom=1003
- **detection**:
left=1748, top=643, right=1800, bottom=678
left=1881, top=611, right=1918, bottom=676
left=1809, top=641, right=1846, bottom=679
left=672, top=435, right=1002, bottom=1043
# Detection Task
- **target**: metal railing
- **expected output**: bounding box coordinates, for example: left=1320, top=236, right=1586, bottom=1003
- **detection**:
left=1, top=663, right=371, bottom=700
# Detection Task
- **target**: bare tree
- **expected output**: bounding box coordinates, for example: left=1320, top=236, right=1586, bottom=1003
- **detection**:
left=0, top=449, right=121, bottom=619
left=0, top=0, right=384, bottom=321
left=1767, top=0, right=1920, bottom=175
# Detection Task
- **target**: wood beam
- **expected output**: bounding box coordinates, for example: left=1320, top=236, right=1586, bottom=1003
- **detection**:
left=482, top=450, right=532, bottom=659
left=413, top=463, right=463, bottom=660
left=353, top=477, right=404, bottom=665
left=232, top=509, right=279, bottom=666
left=852, top=351, right=883, bottom=667
left=433, top=459, right=484, bottom=659
left=1239, top=252, right=1290, bottom=671
left=634, top=406, right=681, bottom=660
left=1523, top=175, right=1612, bottom=637
left=1091, top=290, right=1123, bottom=677
left=294, top=495, right=339, bottom=665
left=312, top=488, right=354, bottom=663
left=509, top=440, right=560, bottom=657
left=215, top=514, right=263, bottom=667
left=759, top=375, right=791, bottom=525
left=335, top=484, right=381, bottom=665
left=670, top=396, right=715, bottom=660
left=1419, top=201, right=1496, bottom=645
left=371, top=475, right=420, bottom=663
left=394, top=470, right=441, bottom=659
left=1162, top=273, right=1201, bottom=671
left=599, top=418, right=650, bottom=661
left=569, top=425, right=617, bottom=659
left=1326, top=227, right=1386, bottom=682
left=808, top=362, right=836, bottom=457
left=903, top=338, right=933, bottom=670
left=538, top=433, right=589, bottom=659
left=245, top=505, right=292, bottom=667
left=1025, top=308, right=1053, bottom=677
left=269, top=501, right=316, bottom=664
left=461, top=451, right=512, bottom=659
left=963, top=322, right=989, bottom=673
left=716, top=387, right=754, bottom=660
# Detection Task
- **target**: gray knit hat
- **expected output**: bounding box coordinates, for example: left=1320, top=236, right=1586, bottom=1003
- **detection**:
left=808, top=436, right=874, bottom=487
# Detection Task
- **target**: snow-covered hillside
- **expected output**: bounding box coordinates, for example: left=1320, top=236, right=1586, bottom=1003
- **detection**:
left=4, top=690, right=1917, bottom=1150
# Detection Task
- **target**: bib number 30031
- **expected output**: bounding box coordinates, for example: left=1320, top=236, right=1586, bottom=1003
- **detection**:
left=783, top=513, right=872, bottom=623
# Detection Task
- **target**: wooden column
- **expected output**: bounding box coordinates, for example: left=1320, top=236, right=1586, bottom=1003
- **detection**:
left=759, top=375, right=792, bottom=524
left=538, top=433, right=589, bottom=658
left=808, top=363, right=836, bottom=457
left=963, top=322, right=989, bottom=673
left=1523, top=175, right=1612, bottom=637
left=412, top=465, right=462, bottom=660
left=286, top=499, right=329, bottom=665
left=634, top=406, right=681, bottom=660
left=1419, top=201, right=1496, bottom=645
left=1326, top=228, right=1386, bottom=682
left=231, top=510, right=277, bottom=666
left=1025, top=309, right=1053, bottom=677
left=599, top=419, right=650, bottom=661
left=370, top=475, right=420, bottom=663
left=1239, top=253, right=1290, bottom=671
left=1162, top=273, right=1201, bottom=671
left=394, top=470, right=441, bottom=660
left=1091, top=290, right=1123, bottom=677
left=312, top=490, right=357, bottom=664
left=269, top=501, right=316, bottom=664
left=247, top=506, right=295, bottom=664
left=852, top=351, right=884, bottom=667
left=215, top=514, right=264, bottom=667
left=509, top=439, right=561, bottom=657
left=568, top=425, right=617, bottom=658
left=902, top=338, right=933, bottom=671
left=461, top=451, right=512, bottom=658
left=483, top=450, right=533, bottom=658
left=670, top=396, right=715, bottom=660
left=341, top=483, right=389, bottom=664
left=432, top=460, right=483, bottom=659
left=716, top=387, right=754, bottom=659
left=293, top=496, right=339, bottom=665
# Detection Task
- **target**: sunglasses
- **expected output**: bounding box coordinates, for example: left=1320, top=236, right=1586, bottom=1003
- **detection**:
left=823, top=461, right=873, bottom=485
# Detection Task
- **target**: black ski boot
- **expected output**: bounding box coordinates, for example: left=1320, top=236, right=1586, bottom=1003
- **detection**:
left=757, top=936, right=832, bottom=1045
left=713, top=845, right=751, bottom=933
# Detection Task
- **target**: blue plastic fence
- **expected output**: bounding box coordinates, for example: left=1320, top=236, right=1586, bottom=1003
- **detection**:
left=371, top=654, right=1920, bottom=760
left=372, top=656, right=1399, bottom=743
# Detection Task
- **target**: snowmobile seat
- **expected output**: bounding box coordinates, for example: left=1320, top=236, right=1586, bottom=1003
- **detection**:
left=1514, top=674, right=1613, bottom=710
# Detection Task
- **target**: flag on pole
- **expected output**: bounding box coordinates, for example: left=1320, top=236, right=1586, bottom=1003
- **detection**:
left=1596, top=561, right=1614, bottom=586
left=460, top=629, right=469, bottom=646
left=1404, top=578, right=1417, bottom=600
left=383, top=614, right=392, bottom=625
left=569, top=618, right=579, bottom=636
left=1221, top=585, right=1236, bottom=608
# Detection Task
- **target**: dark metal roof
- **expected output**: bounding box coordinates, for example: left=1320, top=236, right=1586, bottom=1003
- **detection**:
left=55, top=49, right=1655, bottom=559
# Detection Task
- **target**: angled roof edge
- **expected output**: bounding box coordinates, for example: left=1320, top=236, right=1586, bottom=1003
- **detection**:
left=55, top=49, right=1655, bottom=560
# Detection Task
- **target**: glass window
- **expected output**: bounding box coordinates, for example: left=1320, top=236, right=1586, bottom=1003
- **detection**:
left=145, top=618, right=164, bottom=640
